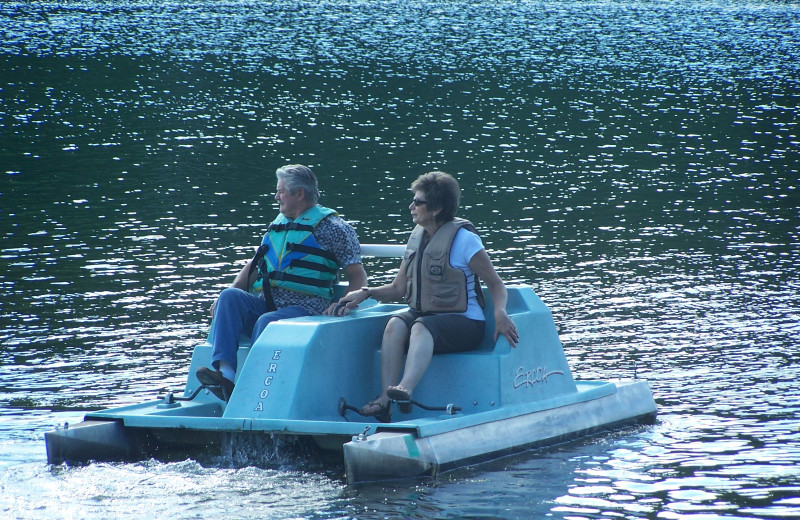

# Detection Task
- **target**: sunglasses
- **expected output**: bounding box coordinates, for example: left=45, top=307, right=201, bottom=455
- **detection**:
left=411, top=197, right=427, bottom=207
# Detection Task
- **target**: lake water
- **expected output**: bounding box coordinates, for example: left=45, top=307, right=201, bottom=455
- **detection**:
left=1, top=1, right=799, bottom=518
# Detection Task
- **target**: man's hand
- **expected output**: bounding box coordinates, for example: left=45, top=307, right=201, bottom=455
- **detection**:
left=323, top=301, right=350, bottom=316
left=325, top=288, right=370, bottom=317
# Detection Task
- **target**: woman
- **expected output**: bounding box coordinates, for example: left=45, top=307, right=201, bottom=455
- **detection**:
left=337, top=171, right=518, bottom=421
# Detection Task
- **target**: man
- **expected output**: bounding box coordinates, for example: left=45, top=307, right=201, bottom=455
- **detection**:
left=196, top=164, right=367, bottom=401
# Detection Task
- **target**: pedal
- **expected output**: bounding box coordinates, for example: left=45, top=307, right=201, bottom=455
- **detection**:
left=395, top=399, right=413, bottom=414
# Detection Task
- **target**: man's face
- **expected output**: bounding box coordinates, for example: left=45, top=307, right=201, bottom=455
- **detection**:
left=275, top=179, right=305, bottom=219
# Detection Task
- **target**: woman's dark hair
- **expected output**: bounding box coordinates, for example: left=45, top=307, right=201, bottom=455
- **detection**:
left=411, top=171, right=460, bottom=223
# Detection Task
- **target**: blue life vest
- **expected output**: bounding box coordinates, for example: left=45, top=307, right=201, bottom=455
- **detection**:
left=254, top=205, right=340, bottom=299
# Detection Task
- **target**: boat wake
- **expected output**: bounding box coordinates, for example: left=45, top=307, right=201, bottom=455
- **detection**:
left=205, top=432, right=342, bottom=474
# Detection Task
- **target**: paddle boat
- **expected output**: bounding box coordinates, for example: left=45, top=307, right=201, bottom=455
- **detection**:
left=45, top=244, right=657, bottom=484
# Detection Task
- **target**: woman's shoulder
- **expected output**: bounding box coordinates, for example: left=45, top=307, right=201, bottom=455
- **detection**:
left=454, top=225, right=483, bottom=245
left=452, top=226, right=483, bottom=261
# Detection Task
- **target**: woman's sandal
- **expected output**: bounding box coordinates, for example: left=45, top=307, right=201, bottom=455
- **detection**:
left=386, top=385, right=413, bottom=414
left=360, top=398, right=392, bottom=423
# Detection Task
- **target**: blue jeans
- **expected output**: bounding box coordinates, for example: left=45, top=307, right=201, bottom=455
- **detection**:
left=208, top=287, right=312, bottom=372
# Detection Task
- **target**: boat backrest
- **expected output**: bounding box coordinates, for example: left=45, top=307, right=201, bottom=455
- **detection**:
left=441, top=284, right=530, bottom=351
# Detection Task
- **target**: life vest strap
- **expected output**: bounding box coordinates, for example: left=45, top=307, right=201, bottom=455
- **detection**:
left=269, top=222, right=315, bottom=233
left=285, top=242, right=338, bottom=262
left=290, top=258, right=339, bottom=274
left=267, top=271, right=335, bottom=288
left=249, top=244, right=277, bottom=311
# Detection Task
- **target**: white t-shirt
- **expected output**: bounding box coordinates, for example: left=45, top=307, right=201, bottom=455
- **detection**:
left=447, top=227, right=486, bottom=321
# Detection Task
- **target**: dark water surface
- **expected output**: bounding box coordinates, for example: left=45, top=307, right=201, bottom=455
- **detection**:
left=2, top=1, right=799, bottom=518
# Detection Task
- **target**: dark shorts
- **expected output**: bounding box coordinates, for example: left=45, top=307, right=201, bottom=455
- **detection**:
left=390, top=309, right=486, bottom=354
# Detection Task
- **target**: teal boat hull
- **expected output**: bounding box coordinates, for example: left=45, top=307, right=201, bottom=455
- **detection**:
left=45, top=285, right=657, bottom=484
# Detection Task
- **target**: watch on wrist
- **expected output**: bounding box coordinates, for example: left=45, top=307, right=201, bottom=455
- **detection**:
left=361, top=286, right=371, bottom=298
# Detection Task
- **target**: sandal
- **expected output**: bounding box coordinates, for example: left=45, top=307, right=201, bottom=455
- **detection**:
left=360, top=398, right=392, bottom=423
left=386, top=385, right=413, bottom=414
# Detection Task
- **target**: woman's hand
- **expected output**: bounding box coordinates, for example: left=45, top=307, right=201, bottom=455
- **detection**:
left=467, top=249, right=517, bottom=347
left=494, top=309, right=519, bottom=347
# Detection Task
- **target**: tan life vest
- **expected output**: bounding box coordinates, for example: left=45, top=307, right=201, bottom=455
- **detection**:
left=403, top=218, right=485, bottom=313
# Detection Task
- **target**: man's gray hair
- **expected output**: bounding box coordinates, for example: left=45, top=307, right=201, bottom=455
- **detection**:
left=276, top=164, right=319, bottom=204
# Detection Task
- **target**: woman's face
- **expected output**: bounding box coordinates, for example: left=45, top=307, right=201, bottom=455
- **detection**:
left=409, top=190, right=438, bottom=227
